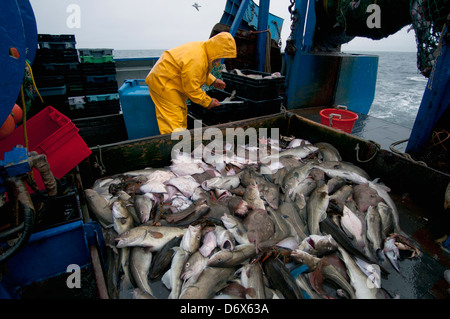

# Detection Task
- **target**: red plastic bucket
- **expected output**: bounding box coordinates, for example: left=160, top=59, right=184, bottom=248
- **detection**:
left=319, top=108, right=358, bottom=133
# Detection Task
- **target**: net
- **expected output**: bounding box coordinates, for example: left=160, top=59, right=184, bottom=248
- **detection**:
left=410, top=0, right=449, bottom=77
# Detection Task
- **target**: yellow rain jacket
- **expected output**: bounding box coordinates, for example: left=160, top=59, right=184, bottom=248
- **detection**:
left=146, top=32, right=237, bottom=135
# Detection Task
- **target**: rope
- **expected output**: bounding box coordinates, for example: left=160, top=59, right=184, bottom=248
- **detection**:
left=249, top=29, right=270, bottom=34
left=20, top=85, right=33, bottom=179
left=93, top=145, right=107, bottom=176
left=25, top=60, right=43, bottom=104
left=429, top=129, right=449, bottom=151
left=355, top=142, right=380, bottom=163
left=19, top=86, right=29, bottom=150
left=389, top=139, right=428, bottom=166
left=249, top=29, right=272, bottom=73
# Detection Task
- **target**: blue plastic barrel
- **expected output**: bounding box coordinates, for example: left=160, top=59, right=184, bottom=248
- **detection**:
left=119, top=79, right=160, bottom=139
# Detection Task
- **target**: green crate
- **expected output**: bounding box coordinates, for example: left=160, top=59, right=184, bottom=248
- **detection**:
left=79, top=55, right=114, bottom=63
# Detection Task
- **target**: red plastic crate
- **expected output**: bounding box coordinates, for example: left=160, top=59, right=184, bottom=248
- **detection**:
left=0, top=106, right=91, bottom=190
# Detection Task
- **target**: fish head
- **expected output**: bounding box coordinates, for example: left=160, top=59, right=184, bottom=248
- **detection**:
left=383, top=238, right=400, bottom=272
left=313, top=234, right=338, bottom=254
left=207, top=250, right=233, bottom=267
left=84, top=188, right=96, bottom=199
left=262, top=186, right=280, bottom=210
left=115, top=228, right=146, bottom=248
left=282, top=175, right=296, bottom=195
left=181, top=225, right=202, bottom=253
left=181, top=251, right=207, bottom=281
left=112, top=201, right=128, bottom=219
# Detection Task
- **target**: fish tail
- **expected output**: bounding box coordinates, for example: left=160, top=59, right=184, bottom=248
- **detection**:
left=375, top=248, right=385, bottom=262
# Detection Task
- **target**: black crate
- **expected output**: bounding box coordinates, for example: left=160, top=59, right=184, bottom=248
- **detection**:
left=188, top=89, right=249, bottom=125
left=66, top=84, right=85, bottom=97
left=83, top=74, right=116, bottom=84
left=29, top=94, right=69, bottom=118
left=68, top=94, right=121, bottom=119
left=37, top=85, right=67, bottom=97
left=37, top=34, right=77, bottom=51
left=33, top=62, right=80, bottom=74
left=38, top=34, right=76, bottom=43
left=32, top=188, right=82, bottom=232
left=65, top=73, right=84, bottom=85
left=221, top=69, right=285, bottom=101
left=34, top=48, right=79, bottom=63
left=73, top=114, right=128, bottom=146
left=249, top=97, right=284, bottom=117
left=80, top=62, right=116, bottom=76
left=77, top=48, right=113, bottom=57
left=34, top=75, right=65, bottom=88
left=84, top=82, right=118, bottom=95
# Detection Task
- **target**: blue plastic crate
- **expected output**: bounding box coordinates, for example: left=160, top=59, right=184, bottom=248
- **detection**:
left=119, top=79, right=160, bottom=139
left=0, top=220, right=104, bottom=299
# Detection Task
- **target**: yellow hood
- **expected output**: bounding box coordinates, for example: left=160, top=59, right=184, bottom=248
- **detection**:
left=204, top=32, right=237, bottom=64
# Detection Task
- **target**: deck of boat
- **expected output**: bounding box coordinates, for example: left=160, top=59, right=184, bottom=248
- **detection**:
left=290, top=107, right=412, bottom=153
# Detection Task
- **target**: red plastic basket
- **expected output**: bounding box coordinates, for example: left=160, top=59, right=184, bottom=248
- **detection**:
left=319, top=108, right=358, bottom=133
left=0, top=106, right=91, bottom=190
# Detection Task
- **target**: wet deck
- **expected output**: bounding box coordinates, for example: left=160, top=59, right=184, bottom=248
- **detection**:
left=290, top=107, right=412, bottom=153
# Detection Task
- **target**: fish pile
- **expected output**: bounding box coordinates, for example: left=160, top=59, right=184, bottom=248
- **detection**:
left=85, top=137, right=420, bottom=299
left=227, top=69, right=283, bottom=80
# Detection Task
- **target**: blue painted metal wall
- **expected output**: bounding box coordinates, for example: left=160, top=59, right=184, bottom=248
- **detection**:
left=0, top=0, right=37, bottom=126
left=284, top=0, right=378, bottom=114
left=334, top=54, right=379, bottom=114
left=406, top=39, right=450, bottom=153
left=220, top=0, right=284, bottom=43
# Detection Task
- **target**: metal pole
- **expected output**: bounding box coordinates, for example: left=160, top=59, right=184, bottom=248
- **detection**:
left=229, top=0, right=251, bottom=38
left=256, top=0, right=270, bottom=72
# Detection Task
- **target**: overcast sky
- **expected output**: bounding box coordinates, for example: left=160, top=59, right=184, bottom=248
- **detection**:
left=29, top=0, right=418, bottom=52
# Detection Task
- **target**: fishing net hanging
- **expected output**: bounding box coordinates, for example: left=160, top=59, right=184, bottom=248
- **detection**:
left=410, top=0, right=449, bottom=77
left=316, top=0, right=448, bottom=76
left=333, top=0, right=412, bottom=40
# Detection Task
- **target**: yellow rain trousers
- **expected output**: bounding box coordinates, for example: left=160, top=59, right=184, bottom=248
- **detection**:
left=146, top=32, right=237, bottom=135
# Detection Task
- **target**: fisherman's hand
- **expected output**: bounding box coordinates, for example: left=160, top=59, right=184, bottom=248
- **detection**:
left=212, top=79, right=226, bottom=90
left=208, top=98, right=220, bottom=110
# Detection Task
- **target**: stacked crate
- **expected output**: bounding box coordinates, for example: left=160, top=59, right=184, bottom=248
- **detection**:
left=32, top=34, right=79, bottom=117
left=73, top=48, right=127, bottom=146
left=74, top=50, right=121, bottom=118
left=31, top=34, right=128, bottom=146
left=221, top=69, right=285, bottom=117
left=188, top=89, right=249, bottom=126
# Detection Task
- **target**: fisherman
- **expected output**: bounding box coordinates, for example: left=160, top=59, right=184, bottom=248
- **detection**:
left=145, top=32, right=237, bottom=135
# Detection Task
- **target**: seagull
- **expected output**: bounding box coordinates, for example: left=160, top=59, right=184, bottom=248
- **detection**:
left=192, top=3, right=201, bottom=11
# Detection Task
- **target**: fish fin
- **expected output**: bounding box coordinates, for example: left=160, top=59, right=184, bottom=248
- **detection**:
left=148, top=230, right=164, bottom=238
left=376, top=249, right=385, bottom=262
left=246, top=288, right=257, bottom=299
left=161, top=269, right=172, bottom=290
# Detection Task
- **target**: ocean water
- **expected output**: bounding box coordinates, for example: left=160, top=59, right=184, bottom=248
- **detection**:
left=366, top=51, right=428, bottom=129
left=114, top=50, right=427, bottom=129
left=114, top=49, right=166, bottom=59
